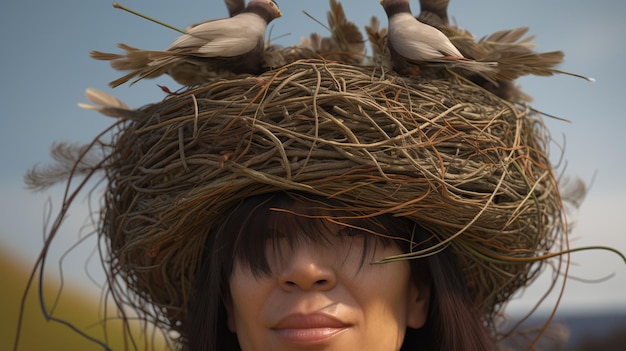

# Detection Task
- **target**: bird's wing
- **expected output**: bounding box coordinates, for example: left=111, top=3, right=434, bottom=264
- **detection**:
left=167, top=14, right=265, bottom=58
left=167, top=18, right=225, bottom=50
left=390, top=15, right=462, bottom=60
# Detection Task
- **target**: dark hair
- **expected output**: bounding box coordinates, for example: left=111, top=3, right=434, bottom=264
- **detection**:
left=185, top=192, right=497, bottom=351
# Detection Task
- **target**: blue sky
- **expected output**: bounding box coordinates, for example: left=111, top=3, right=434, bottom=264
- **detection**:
left=1, top=0, right=625, bottom=316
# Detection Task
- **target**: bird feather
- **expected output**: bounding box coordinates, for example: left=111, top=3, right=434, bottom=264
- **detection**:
left=300, top=0, right=364, bottom=64
left=78, top=88, right=147, bottom=120
left=365, top=16, right=390, bottom=67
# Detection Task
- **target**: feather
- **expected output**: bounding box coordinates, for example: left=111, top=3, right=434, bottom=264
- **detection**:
left=300, top=0, right=365, bottom=65
left=78, top=88, right=147, bottom=121
left=365, top=16, right=390, bottom=67
left=24, top=142, right=105, bottom=191
left=326, top=0, right=365, bottom=63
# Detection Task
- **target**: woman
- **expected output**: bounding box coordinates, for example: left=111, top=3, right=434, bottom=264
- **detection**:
left=187, top=192, right=496, bottom=350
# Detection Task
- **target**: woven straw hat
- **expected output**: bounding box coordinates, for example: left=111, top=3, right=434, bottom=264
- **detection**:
left=88, top=59, right=564, bottom=334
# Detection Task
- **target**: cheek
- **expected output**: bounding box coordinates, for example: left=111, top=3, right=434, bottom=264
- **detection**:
left=347, top=261, right=413, bottom=349
left=228, top=266, right=271, bottom=339
left=359, top=259, right=413, bottom=314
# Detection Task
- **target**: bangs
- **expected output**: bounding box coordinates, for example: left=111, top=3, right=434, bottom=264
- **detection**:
left=213, top=192, right=425, bottom=278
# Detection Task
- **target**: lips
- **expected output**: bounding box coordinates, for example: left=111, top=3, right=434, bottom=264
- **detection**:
left=272, top=313, right=350, bottom=345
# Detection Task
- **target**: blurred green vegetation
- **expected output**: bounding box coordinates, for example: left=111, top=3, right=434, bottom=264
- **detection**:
left=1, top=247, right=166, bottom=350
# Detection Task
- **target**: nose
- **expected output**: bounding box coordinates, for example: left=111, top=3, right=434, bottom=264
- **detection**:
left=278, top=246, right=337, bottom=292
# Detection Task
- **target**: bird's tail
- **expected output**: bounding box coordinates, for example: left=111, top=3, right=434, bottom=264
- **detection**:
left=90, top=43, right=173, bottom=87
left=426, top=57, right=499, bottom=75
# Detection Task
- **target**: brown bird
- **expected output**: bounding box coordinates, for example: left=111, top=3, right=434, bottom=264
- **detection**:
left=300, top=0, right=365, bottom=65
left=225, top=0, right=246, bottom=17
left=91, top=0, right=281, bottom=87
left=417, top=0, right=449, bottom=28
left=380, top=0, right=495, bottom=75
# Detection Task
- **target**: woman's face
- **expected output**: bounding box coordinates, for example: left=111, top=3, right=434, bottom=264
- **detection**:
left=226, top=226, right=429, bottom=351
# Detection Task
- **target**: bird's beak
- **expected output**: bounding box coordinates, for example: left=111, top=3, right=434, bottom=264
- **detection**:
left=380, top=0, right=385, bottom=5
left=277, top=9, right=282, bottom=17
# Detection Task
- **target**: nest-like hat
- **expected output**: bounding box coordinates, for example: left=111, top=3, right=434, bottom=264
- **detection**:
left=93, top=59, right=563, bottom=335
